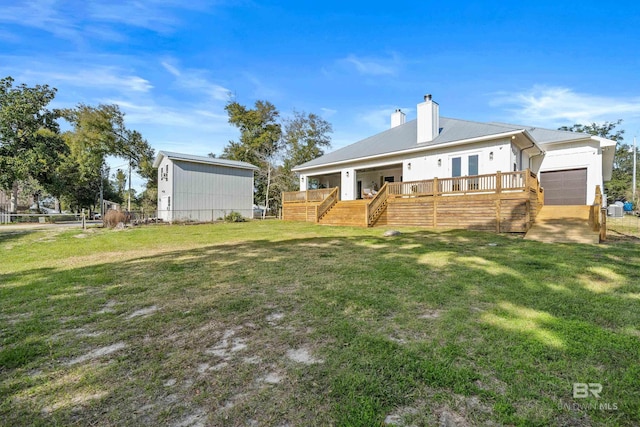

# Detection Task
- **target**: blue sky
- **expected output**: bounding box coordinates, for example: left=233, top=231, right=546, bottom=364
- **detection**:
left=1, top=1, right=640, bottom=190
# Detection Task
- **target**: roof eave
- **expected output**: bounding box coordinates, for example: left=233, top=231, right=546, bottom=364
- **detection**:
left=293, top=129, right=535, bottom=173
left=153, top=151, right=259, bottom=171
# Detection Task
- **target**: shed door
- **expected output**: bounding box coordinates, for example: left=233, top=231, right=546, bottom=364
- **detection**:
left=540, top=169, right=587, bottom=205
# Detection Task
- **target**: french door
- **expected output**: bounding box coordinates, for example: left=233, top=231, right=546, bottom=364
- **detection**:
left=451, top=154, right=479, bottom=190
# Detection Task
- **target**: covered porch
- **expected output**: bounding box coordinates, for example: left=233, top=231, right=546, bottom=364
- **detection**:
left=300, top=163, right=403, bottom=201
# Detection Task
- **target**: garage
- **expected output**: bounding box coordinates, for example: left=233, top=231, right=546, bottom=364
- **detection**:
left=540, top=169, right=587, bottom=205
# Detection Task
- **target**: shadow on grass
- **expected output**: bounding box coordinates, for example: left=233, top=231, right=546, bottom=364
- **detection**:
left=1, top=228, right=639, bottom=426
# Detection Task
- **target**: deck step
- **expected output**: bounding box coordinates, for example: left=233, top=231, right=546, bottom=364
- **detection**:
left=319, top=200, right=369, bottom=226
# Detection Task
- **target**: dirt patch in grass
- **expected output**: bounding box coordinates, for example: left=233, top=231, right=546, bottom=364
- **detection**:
left=65, top=342, right=127, bottom=365
left=127, top=305, right=159, bottom=318
left=286, top=347, right=323, bottom=364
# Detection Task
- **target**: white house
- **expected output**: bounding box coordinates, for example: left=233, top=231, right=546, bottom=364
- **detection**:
left=293, top=95, right=616, bottom=206
left=154, top=151, right=258, bottom=222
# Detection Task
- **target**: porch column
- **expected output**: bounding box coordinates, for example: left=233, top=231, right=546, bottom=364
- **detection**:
left=341, top=168, right=356, bottom=200
left=299, top=174, right=307, bottom=191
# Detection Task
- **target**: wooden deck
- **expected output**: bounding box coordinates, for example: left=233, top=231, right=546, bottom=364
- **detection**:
left=283, top=170, right=545, bottom=233
left=524, top=205, right=600, bottom=244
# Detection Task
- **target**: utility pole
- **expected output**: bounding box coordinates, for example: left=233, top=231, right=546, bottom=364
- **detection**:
left=128, top=157, right=132, bottom=212
left=633, top=136, right=637, bottom=206
left=100, top=163, right=105, bottom=219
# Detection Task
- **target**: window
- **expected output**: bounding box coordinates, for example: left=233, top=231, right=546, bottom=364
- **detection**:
left=468, top=155, right=479, bottom=190
left=468, top=155, right=478, bottom=176
left=452, top=157, right=461, bottom=177
left=452, top=157, right=461, bottom=191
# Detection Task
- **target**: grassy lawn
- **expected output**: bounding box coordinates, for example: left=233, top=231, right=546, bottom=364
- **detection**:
left=1, top=221, right=639, bottom=426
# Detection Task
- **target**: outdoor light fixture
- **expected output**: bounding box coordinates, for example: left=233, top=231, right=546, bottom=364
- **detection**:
left=438, top=159, right=442, bottom=167
left=346, top=171, right=349, bottom=177
left=490, top=151, right=494, bottom=160
left=408, top=162, right=412, bottom=170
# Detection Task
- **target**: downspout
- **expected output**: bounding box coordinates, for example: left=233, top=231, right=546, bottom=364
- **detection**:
left=520, top=141, right=535, bottom=169
left=520, top=142, right=544, bottom=170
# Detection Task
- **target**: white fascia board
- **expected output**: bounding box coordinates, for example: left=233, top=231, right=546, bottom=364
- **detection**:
left=591, top=135, right=617, bottom=147
left=293, top=130, right=534, bottom=173
left=152, top=152, right=166, bottom=168
left=172, top=157, right=259, bottom=171
left=519, top=129, right=545, bottom=154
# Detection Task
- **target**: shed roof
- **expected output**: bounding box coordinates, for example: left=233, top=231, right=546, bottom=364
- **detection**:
left=153, top=151, right=259, bottom=170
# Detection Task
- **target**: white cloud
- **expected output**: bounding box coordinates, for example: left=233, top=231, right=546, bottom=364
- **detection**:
left=0, top=0, right=79, bottom=40
left=491, top=86, right=640, bottom=127
left=161, top=61, right=231, bottom=101
left=21, top=67, right=153, bottom=93
left=161, top=61, right=181, bottom=77
left=87, top=2, right=180, bottom=33
left=104, top=98, right=228, bottom=129
left=341, top=54, right=399, bottom=76
left=320, top=107, right=337, bottom=118
left=0, top=0, right=217, bottom=41
left=357, top=105, right=413, bottom=131
left=243, top=72, right=281, bottom=99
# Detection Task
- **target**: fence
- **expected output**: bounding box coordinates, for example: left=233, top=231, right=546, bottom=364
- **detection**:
left=147, top=209, right=257, bottom=223
left=0, top=202, right=9, bottom=224
left=0, top=212, right=83, bottom=224
left=606, top=213, right=640, bottom=239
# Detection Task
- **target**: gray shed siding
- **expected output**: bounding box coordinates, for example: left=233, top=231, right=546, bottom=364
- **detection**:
left=172, top=160, right=254, bottom=220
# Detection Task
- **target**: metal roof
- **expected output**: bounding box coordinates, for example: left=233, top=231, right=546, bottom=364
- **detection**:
left=153, top=151, right=259, bottom=170
left=487, top=122, right=592, bottom=144
left=293, top=117, right=595, bottom=171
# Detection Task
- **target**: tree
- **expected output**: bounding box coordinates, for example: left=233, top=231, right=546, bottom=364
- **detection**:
left=281, top=111, right=332, bottom=189
left=57, top=104, right=155, bottom=212
left=0, top=77, right=67, bottom=211
left=221, top=100, right=282, bottom=206
left=558, top=120, right=625, bottom=141
left=218, top=100, right=333, bottom=213
left=114, top=169, right=127, bottom=202
left=558, top=120, right=632, bottom=203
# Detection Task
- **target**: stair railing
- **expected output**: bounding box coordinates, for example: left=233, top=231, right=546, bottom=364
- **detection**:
left=366, top=182, right=389, bottom=226
left=315, top=187, right=339, bottom=222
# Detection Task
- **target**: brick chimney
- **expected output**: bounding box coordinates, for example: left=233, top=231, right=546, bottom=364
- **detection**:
left=417, top=94, right=439, bottom=143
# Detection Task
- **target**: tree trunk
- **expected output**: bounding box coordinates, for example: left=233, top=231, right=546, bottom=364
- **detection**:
left=10, top=182, right=18, bottom=213
left=263, top=161, right=271, bottom=220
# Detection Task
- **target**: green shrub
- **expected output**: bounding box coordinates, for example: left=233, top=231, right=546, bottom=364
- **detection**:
left=224, top=211, right=245, bottom=223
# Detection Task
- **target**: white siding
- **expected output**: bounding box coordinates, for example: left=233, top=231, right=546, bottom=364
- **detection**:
left=403, top=139, right=512, bottom=182
left=157, top=157, right=174, bottom=221
left=537, top=141, right=602, bottom=205
left=172, top=160, right=254, bottom=219
left=157, top=157, right=255, bottom=222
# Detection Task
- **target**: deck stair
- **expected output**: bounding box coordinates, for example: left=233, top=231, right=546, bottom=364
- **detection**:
left=524, top=205, right=599, bottom=244
left=318, top=200, right=369, bottom=227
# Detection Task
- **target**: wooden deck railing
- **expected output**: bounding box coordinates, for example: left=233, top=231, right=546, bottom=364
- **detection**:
left=590, top=185, right=603, bottom=232
left=283, top=170, right=541, bottom=221
left=282, top=188, right=335, bottom=203
left=366, top=182, right=389, bottom=226
left=388, top=180, right=434, bottom=196
left=315, top=187, right=339, bottom=222
left=386, top=169, right=537, bottom=198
